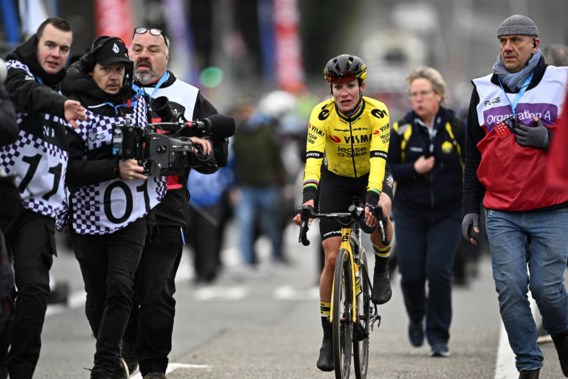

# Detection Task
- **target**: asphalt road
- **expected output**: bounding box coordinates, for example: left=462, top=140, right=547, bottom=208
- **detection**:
left=32, top=222, right=566, bottom=379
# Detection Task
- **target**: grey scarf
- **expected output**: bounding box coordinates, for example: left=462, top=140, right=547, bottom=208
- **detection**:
left=492, top=49, right=542, bottom=91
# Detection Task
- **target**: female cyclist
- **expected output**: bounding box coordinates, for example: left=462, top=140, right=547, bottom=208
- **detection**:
left=293, top=54, right=394, bottom=371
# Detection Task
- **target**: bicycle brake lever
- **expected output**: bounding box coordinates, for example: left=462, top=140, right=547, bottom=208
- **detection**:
left=373, top=206, right=388, bottom=245
left=299, top=221, right=310, bottom=246
left=349, top=205, right=375, bottom=234
left=298, top=206, right=314, bottom=246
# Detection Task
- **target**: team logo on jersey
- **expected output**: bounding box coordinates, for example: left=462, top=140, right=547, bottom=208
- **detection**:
left=329, top=135, right=341, bottom=143
left=371, top=109, right=387, bottom=119
left=441, top=141, right=454, bottom=154
left=318, top=108, right=330, bottom=120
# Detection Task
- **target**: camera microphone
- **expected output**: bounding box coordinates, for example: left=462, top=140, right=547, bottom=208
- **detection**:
left=186, top=114, right=236, bottom=139
left=150, top=96, right=235, bottom=139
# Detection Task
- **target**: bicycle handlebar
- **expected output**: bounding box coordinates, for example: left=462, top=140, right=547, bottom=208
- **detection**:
left=297, top=204, right=388, bottom=246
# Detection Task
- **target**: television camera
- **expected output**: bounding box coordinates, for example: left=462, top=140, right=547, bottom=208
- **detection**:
left=112, top=96, right=235, bottom=177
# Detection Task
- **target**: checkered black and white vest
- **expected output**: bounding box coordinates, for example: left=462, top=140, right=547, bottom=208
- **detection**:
left=69, top=96, right=166, bottom=235
left=0, top=61, right=71, bottom=229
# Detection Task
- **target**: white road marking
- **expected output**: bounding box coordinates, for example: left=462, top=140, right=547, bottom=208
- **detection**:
left=193, top=285, right=248, bottom=301
left=273, top=285, right=319, bottom=301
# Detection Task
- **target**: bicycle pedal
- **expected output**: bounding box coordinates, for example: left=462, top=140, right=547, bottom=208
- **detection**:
left=353, top=321, right=368, bottom=341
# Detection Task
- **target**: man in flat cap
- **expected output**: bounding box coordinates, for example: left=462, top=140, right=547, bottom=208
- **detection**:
left=462, top=14, right=568, bottom=379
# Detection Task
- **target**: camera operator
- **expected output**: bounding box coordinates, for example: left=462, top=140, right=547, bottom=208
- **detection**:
left=0, top=17, right=86, bottom=379
left=60, top=36, right=169, bottom=379
left=123, top=27, right=229, bottom=379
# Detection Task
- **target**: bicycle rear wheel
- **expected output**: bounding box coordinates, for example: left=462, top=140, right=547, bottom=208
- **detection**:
left=353, top=250, right=370, bottom=379
left=332, top=248, right=353, bottom=379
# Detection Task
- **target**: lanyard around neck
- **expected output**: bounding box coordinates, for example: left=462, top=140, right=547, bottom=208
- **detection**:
left=148, top=71, right=170, bottom=98
left=498, top=73, right=533, bottom=115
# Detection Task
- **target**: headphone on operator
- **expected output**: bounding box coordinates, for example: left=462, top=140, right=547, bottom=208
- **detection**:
left=78, top=36, right=134, bottom=95
left=79, top=36, right=124, bottom=72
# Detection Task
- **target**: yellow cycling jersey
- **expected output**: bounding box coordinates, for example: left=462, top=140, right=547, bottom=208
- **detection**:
left=303, top=96, right=390, bottom=200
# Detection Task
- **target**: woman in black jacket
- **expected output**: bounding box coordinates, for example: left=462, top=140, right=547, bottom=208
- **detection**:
left=388, top=66, right=465, bottom=358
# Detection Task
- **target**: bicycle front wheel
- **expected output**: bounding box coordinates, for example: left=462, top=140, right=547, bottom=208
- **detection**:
left=353, top=250, right=370, bottom=379
left=332, top=248, right=353, bottom=379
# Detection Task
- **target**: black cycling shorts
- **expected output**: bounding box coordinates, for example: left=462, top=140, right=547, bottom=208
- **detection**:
left=317, top=165, right=393, bottom=241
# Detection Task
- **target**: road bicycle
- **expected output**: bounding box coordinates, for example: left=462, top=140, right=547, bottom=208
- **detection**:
left=298, top=201, right=386, bottom=379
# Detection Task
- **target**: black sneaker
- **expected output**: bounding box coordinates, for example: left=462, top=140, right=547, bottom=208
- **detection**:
left=143, top=373, right=167, bottom=379
left=518, top=368, right=540, bottom=379
left=408, top=321, right=424, bottom=347
left=430, top=344, right=450, bottom=357
left=121, top=341, right=138, bottom=374
left=90, top=369, right=112, bottom=379
left=371, top=272, right=392, bottom=305
left=316, top=337, right=334, bottom=371
left=551, top=329, right=568, bottom=376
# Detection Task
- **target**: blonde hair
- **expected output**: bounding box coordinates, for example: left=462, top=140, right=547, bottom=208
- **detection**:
left=406, top=66, right=447, bottom=103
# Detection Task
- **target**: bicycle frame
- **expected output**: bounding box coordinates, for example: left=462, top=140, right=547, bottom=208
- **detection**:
left=298, top=203, right=384, bottom=379
left=298, top=204, right=383, bottom=329
left=330, top=222, right=362, bottom=325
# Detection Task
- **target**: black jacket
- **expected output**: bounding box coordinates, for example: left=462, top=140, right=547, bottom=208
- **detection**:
left=4, top=35, right=67, bottom=116
left=61, top=61, right=138, bottom=187
left=388, top=107, right=465, bottom=222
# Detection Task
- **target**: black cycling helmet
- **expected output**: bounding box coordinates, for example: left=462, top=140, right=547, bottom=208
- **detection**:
left=323, top=54, right=367, bottom=83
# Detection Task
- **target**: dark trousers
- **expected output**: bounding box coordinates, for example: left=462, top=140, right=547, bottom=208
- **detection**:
left=394, top=207, right=461, bottom=347
left=71, top=217, right=146, bottom=374
left=0, top=211, right=54, bottom=379
left=124, top=224, right=183, bottom=375
left=188, top=203, right=224, bottom=282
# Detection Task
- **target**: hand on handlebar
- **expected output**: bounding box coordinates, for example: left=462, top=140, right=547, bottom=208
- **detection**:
left=295, top=202, right=314, bottom=246
left=293, top=200, right=314, bottom=226
left=366, top=203, right=388, bottom=245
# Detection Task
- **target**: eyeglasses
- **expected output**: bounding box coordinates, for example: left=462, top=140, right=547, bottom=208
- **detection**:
left=408, top=90, right=433, bottom=98
left=133, top=27, right=169, bottom=48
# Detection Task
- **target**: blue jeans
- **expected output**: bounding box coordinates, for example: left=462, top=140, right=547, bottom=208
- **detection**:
left=394, top=208, right=462, bottom=348
left=486, top=208, right=568, bottom=371
left=236, top=186, right=282, bottom=265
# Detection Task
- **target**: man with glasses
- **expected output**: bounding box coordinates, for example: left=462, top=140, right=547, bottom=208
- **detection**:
left=122, top=27, right=227, bottom=379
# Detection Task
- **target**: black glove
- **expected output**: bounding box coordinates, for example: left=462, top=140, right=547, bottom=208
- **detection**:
left=365, top=190, right=380, bottom=207
left=513, top=118, right=549, bottom=148
left=461, top=213, right=480, bottom=241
